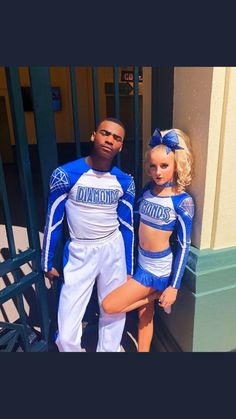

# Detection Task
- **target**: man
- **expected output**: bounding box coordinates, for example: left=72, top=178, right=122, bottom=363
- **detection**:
left=41, top=118, right=135, bottom=351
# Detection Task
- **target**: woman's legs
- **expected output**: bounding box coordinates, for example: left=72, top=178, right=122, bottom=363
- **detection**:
left=138, top=301, right=155, bottom=352
left=102, top=277, right=161, bottom=314
left=118, top=289, right=161, bottom=313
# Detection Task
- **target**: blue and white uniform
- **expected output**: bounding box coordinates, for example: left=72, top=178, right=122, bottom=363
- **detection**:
left=41, top=157, right=135, bottom=352
left=133, top=182, right=194, bottom=291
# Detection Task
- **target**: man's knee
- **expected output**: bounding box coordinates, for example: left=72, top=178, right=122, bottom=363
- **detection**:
left=56, top=328, right=82, bottom=352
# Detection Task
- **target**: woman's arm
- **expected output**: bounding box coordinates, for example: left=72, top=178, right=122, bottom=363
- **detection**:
left=159, top=195, right=195, bottom=308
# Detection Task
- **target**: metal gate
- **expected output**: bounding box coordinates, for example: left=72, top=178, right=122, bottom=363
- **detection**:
left=0, top=68, right=54, bottom=351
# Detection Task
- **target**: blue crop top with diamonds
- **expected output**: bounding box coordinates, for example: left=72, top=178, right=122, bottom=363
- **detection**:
left=136, top=182, right=195, bottom=289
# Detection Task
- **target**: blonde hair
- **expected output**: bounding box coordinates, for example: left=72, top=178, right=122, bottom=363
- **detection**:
left=145, top=128, right=194, bottom=192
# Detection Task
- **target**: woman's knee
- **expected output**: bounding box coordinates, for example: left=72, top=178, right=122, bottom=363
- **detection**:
left=139, top=302, right=154, bottom=323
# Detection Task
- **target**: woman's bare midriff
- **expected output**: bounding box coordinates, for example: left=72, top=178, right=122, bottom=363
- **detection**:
left=138, top=221, right=172, bottom=252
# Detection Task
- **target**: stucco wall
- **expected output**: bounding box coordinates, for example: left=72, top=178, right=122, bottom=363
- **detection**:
left=173, top=67, right=213, bottom=249
left=173, top=67, right=236, bottom=250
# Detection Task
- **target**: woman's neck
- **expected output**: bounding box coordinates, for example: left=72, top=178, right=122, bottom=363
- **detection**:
left=152, top=182, right=178, bottom=196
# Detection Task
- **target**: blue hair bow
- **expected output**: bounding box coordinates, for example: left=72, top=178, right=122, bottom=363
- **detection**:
left=149, top=128, right=184, bottom=154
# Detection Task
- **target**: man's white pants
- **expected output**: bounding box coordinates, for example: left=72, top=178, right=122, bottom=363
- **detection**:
left=56, top=230, right=127, bottom=352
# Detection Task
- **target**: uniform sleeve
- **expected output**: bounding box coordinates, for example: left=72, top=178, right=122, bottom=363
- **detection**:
left=170, top=196, right=195, bottom=289
left=41, top=167, right=70, bottom=272
left=117, top=177, right=135, bottom=275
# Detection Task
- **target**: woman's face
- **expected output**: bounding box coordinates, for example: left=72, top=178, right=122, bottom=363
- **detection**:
left=147, top=147, right=176, bottom=186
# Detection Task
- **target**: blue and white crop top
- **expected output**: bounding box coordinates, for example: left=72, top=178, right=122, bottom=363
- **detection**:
left=136, top=182, right=195, bottom=289
left=41, top=157, right=135, bottom=275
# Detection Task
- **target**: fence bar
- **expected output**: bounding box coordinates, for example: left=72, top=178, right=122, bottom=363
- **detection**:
left=29, top=66, right=58, bottom=210
left=151, top=67, right=174, bottom=131
left=133, top=66, right=140, bottom=192
left=70, top=66, right=81, bottom=158
left=0, top=154, right=17, bottom=257
left=0, top=248, right=36, bottom=277
left=92, top=67, right=100, bottom=128
left=113, top=66, right=120, bottom=119
left=0, top=271, right=38, bottom=305
left=0, top=155, right=31, bottom=349
left=113, top=66, right=121, bottom=168
left=5, top=67, right=50, bottom=345
left=5, top=67, right=43, bottom=254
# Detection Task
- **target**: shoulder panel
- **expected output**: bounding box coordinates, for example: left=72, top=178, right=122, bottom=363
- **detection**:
left=50, top=167, right=70, bottom=192
left=178, top=195, right=195, bottom=219
left=126, top=178, right=135, bottom=197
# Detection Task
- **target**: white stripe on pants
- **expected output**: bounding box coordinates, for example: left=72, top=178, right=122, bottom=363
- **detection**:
left=56, top=230, right=127, bottom=352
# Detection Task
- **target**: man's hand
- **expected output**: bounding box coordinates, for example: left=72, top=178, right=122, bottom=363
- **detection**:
left=158, top=286, right=178, bottom=309
left=45, top=267, right=60, bottom=282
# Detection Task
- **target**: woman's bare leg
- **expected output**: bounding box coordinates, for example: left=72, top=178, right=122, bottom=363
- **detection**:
left=118, top=290, right=161, bottom=313
left=138, top=301, right=155, bottom=352
left=102, top=278, right=161, bottom=314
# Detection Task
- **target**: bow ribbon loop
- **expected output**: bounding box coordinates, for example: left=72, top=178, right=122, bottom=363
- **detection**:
left=149, top=129, right=184, bottom=154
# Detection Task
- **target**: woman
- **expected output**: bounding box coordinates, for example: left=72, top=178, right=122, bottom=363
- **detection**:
left=102, top=128, right=195, bottom=352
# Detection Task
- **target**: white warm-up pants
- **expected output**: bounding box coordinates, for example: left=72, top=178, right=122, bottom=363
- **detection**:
left=56, top=229, right=127, bottom=352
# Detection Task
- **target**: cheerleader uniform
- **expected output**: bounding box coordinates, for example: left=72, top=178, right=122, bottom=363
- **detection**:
left=133, top=183, right=194, bottom=291
left=41, top=157, right=135, bottom=352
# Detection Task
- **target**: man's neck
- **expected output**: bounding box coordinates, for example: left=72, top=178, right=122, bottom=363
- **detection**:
left=86, top=154, right=113, bottom=172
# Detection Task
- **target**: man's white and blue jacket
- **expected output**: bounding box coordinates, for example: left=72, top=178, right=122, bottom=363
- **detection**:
left=41, top=157, right=135, bottom=275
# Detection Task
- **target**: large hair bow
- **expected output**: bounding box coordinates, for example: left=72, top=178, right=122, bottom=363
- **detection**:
left=149, top=128, right=184, bottom=154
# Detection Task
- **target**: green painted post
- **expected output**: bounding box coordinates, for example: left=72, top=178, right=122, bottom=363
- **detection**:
left=153, top=246, right=236, bottom=352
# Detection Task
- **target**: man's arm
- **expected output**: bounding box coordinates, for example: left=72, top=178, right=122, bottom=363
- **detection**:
left=41, top=167, right=70, bottom=273
left=117, top=177, right=135, bottom=276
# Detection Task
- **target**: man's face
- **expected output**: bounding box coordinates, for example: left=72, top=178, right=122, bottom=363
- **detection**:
left=91, top=120, right=125, bottom=159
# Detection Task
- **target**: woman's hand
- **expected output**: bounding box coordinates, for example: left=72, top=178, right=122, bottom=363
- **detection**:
left=158, top=286, right=178, bottom=309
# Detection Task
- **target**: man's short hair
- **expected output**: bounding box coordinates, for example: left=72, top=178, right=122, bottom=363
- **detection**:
left=96, top=117, right=125, bottom=133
